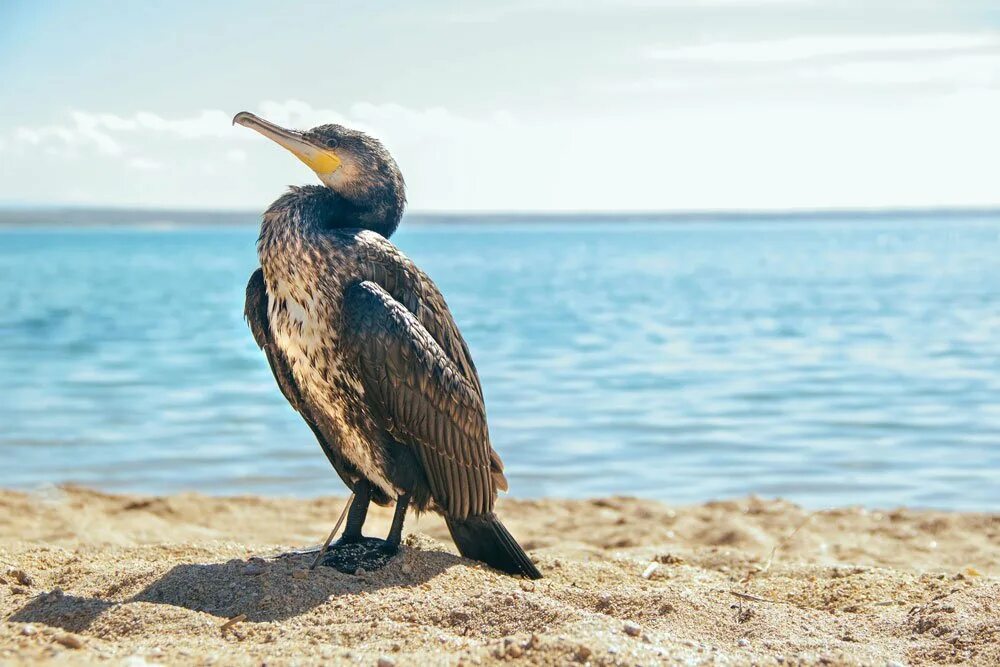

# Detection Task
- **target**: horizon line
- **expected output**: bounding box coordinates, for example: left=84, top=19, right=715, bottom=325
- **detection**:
left=2, top=202, right=1000, bottom=222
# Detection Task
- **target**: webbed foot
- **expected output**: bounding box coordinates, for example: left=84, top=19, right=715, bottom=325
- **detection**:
left=320, top=536, right=399, bottom=574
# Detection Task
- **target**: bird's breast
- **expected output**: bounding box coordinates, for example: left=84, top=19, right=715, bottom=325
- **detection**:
left=261, top=255, right=396, bottom=498
left=266, top=272, right=357, bottom=403
left=268, top=276, right=335, bottom=369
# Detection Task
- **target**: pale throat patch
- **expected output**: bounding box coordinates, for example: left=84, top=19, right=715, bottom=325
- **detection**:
left=318, top=158, right=360, bottom=192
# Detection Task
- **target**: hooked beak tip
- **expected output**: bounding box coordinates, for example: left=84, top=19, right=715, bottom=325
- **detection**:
left=232, top=111, right=255, bottom=128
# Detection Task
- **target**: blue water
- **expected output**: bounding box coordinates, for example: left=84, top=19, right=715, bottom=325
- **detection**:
left=2, top=217, right=999, bottom=510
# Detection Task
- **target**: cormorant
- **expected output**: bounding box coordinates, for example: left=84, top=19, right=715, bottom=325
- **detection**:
left=234, top=111, right=541, bottom=579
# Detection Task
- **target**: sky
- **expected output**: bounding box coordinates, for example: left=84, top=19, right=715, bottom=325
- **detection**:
left=1, top=0, right=999, bottom=212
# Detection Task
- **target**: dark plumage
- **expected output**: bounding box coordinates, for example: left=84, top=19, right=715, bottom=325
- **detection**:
left=236, top=112, right=540, bottom=578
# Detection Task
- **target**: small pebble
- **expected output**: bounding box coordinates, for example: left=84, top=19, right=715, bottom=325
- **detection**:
left=355, top=568, right=367, bottom=576
left=623, top=620, right=642, bottom=637
left=574, top=645, right=592, bottom=662
left=528, top=634, right=541, bottom=650
left=520, top=580, right=535, bottom=592
left=242, top=563, right=266, bottom=576
left=21, top=625, right=36, bottom=636
left=506, top=643, right=523, bottom=658
left=56, top=634, right=84, bottom=649
left=642, top=562, right=659, bottom=579
left=738, top=638, right=750, bottom=648
left=400, top=564, right=412, bottom=575
left=291, top=569, right=309, bottom=580
left=7, top=569, right=33, bottom=586
left=377, top=657, right=396, bottom=667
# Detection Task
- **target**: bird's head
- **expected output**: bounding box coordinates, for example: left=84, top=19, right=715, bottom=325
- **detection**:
left=233, top=111, right=405, bottom=237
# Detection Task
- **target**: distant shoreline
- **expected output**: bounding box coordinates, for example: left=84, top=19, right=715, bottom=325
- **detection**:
left=1, top=206, right=1000, bottom=228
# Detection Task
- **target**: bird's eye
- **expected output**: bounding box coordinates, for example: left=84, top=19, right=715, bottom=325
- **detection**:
left=325, top=138, right=339, bottom=149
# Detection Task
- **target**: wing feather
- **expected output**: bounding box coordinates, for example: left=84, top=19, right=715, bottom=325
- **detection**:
left=341, top=279, right=497, bottom=518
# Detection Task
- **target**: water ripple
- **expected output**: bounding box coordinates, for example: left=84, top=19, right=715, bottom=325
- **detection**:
left=1, top=218, right=999, bottom=509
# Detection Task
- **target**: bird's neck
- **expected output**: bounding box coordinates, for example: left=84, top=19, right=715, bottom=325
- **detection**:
left=260, top=184, right=403, bottom=243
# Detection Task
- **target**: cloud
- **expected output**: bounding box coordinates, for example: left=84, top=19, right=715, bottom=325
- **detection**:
left=129, top=110, right=234, bottom=139
left=126, top=157, right=162, bottom=171
left=1, top=102, right=519, bottom=209
left=6, top=109, right=238, bottom=164
left=67, top=109, right=234, bottom=139
left=253, top=100, right=348, bottom=130
left=825, top=53, right=1000, bottom=87
left=446, top=0, right=806, bottom=22
left=253, top=100, right=515, bottom=140
left=6, top=102, right=514, bottom=161
left=608, top=32, right=1000, bottom=94
left=647, top=33, right=1000, bottom=63
left=13, top=116, right=124, bottom=156
left=7, top=89, right=996, bottom=211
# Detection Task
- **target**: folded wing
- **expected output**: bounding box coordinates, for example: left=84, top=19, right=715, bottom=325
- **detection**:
left=341, top=280, right=499, bottom=519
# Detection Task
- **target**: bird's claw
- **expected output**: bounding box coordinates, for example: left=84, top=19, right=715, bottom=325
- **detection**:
left=319, top=536, right=399, bottom=574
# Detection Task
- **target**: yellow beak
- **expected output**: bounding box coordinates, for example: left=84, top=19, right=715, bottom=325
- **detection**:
left=233, top=111, right=342, bottom=175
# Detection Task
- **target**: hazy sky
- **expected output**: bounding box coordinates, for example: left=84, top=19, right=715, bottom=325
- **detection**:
left=2, top=0, right=999, bottom=211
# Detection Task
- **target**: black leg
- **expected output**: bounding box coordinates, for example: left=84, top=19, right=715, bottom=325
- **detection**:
left=340, top=480, right=371, bottom=543
left=386, top=493, right=411, bottom=548
left=317, top=483, right=405, bottom=573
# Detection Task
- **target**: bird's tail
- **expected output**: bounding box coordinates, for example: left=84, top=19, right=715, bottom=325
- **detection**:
left=445, top=513, right=542, bottom=579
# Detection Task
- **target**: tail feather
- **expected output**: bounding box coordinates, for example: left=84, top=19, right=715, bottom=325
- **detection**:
left=445, top=513, right=542, bottom=579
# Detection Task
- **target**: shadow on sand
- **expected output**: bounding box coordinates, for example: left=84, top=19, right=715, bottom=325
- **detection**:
left=10, top=547, right=465, bottom=632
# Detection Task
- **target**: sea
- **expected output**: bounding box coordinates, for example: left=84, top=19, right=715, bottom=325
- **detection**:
left=2, top=212, right=998, bottom=510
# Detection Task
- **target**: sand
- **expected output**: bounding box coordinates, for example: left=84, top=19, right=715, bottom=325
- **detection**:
left=1, top=486, right=998, bottom=666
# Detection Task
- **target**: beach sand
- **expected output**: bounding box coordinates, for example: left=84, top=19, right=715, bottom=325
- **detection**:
left=1, top=486, right=998, bottom=665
